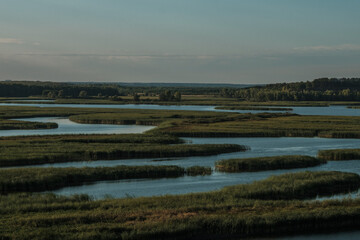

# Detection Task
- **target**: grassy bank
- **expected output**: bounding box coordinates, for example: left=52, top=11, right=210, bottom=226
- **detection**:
left=0, top=165, right=212, bottom=193
left=0, top=119, right=57, bottom=130
left=186, top=166, right=212, bottom=176
left=150, top=114, right=360, bottom=138
left=1, top=106, right=360, bottom=139
left=318, top=149, right=360, bottom=161
left=0, top=134, right=247, bottom=167
left=215, top=155, right=325, bottom=172
left=215, top=106, right=293, bottom=111
left=1, top=171, right=360, bottom=239
left=222, top=171, right=360, bottom=200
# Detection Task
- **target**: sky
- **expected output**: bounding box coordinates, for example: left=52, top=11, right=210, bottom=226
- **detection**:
left=0, top=0, right=360, bottom=84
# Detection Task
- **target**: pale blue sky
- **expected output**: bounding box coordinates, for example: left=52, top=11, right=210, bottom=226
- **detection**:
left=1, top=0, right=360, bottom=83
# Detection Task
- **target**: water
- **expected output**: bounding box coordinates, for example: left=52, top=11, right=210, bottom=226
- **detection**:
left=0, top=117, right=154, bottom=137
left=46, top=137, right=360, bottom=199
left=50, top=160, right=360, bottom=199
left=1, top=105, right=360, bottom=238
left=1, top=107, right=360, bottom=201
left=1, top=102, right=360, bottom=116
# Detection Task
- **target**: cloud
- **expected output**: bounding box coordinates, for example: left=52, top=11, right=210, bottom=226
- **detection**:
left=294, top=44, right=360, bottom=52
left=0, top=38, right=23, bottom=44
left=14, top=53, right=218, bottom=62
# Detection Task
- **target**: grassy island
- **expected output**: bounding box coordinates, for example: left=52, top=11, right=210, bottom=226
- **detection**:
left=318, top=149, right=360, bottom=161
left=215, top=106, right=293, bottom=111
left=0, top=134, right=248, bottom=167
left=222, top=171, right=360, bottom=200
left=1, top=106, right=360, bottom=139
left=1, top=171, right=360, bottom=239
left=215, top=155, right=325, bottom=172
left=0, top=165, right=212, bottom=193
left=0, top=119, right=57, bottom=130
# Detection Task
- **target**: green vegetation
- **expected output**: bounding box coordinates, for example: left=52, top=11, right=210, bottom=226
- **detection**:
left=222, top=171, right=360, bottom=200
left=0, top=134, right=247, bottom=167
left=216, top=155, right=325, bottom=172
left=186, top=166, right=212, bottom=176
left=1, top=171, right=360, bottom=239
left=0, top=81, right=119, bottom=98
left=221, top=78, right=360, bottom=101
left=318, top=149, right=360, bottom=161
left=4, top=105, right=352, bottom=139
left=215, top=106, right=293, bottom=111
left=0, top=165, right=186, bottom=193
left=0, top=165, right=213, bottom=193
left=0, top=119, right=57, bottom=130
left=150, top=113, right=360, bottom=138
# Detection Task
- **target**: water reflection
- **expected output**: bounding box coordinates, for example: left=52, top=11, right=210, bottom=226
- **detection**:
left=0, top=117, right=154, bottom=137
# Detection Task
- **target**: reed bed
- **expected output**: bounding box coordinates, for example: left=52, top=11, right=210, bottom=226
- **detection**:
left=222, top=171, right=360, bottom=200
left=0, top=165, right=186, bottom=193
left=215, top=155, right=325, bottom=172
left=0, top=142, right=246, bottom=167
left=186, top=166, right=212, bottom=176
left=318, top=149, right=360, bottom=160
left=215, top=106, right=293, bottom=111
left=1, top=171, right=360, bottom=239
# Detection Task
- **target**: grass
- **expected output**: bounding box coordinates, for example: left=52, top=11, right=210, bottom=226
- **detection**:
left=0, top=165, right=213, bottom=193
left=150, top=113, right=360, bottom=138
left=215, top=106, right=293, bottom=111
left=186, top=166, right=212, bottom=176
left=318, top=149, right=360, bottom=161
left=0, top=119, right=57, bottom=130
left=222, top=171, right=360, bottom=200
left=1, top=171, right=360, bottom=239
left=215, top=155, right=326, bottom=172
left=0, top=134, right=247, bottom=167
left=1, top=106, right=360, bottom=139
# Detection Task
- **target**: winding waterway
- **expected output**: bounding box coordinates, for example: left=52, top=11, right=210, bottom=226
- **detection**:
left=1, top=104, right=360, bottom=200
left=1, top=103, right=360, bottom=238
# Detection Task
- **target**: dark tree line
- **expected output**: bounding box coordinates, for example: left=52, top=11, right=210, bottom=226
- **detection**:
left=0, top=81, right=119, bottom=98
left=0, top=81, right=214, bottom=98
left=159, top=90, right=181, bottom=101
left=220, top=78, right=360, bottom=101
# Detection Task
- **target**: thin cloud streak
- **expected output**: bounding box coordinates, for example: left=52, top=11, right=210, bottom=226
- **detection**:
left=0, top=38, right=23, bottom=44
left=294, top=44, right=360, bottom=52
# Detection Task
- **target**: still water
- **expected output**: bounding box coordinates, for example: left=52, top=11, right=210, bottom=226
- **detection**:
left=1, top=117, right=360, bottom=199
left=47, top=137, right=360, bottom=199
left=0, top=117, right=154, bottom=137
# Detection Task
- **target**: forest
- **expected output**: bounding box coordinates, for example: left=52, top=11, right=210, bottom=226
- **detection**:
left=220, top=78, right=360, bottom=101
left=3, top=78, right=360, bottom=102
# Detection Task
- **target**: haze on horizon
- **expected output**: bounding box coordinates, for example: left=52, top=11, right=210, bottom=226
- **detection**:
left=0, top=0, right=359, bottom=84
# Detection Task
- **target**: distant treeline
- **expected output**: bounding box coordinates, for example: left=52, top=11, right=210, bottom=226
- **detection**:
left=220, top=78, right=360, bottom=101
left=0, top=81, right=120, bottom=98
left=0, top=81, right=221, bottom=97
